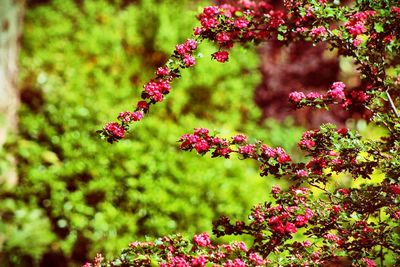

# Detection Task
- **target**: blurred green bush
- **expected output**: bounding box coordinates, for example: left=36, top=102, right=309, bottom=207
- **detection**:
left=0, top=0, right=303, bottom=266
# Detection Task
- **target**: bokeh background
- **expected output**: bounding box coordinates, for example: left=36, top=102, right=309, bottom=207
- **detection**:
left=0, top=0, right=376, bottom=266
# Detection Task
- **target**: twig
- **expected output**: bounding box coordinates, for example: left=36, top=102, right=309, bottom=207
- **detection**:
left=386, top=89, right=399, bottom=118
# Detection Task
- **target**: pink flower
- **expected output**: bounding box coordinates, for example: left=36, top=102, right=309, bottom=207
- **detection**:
left=284, top=222, right=297, bottom=234
left=353, top=38, right=362, bottom=46
left=176, top=44, right=187, bottom=55
left=192, top=255, right=207, bottom=267
left=269, top=10, right=285, bottom=28
left=311, top=251, right=321, bottom=260
left=393, top=211, right=400, bottom=219
left=238, top=144, right=256, bottom=156
left=194, top=140, right=210, bottom=153
left=346, top=21, right=366, bottom=37
left=351, top=91, right=370, bottom=103
left=232, top=134, right=247, bottom=144
left=216, top=32, right=231, bottom=44
left=151, top=92, right=164, bottom=102
left=332, top=205, right=342, bottom=213
left=304, top=208, right=314, bottom=219
left=144, top=80, right=170, bottom=102
left=331, top=81, right=346, bottom=91
left=213, top=147, right=231, bottom=158
left=233, top=259, right=246, bottom=267
left=299, top=139, right=315, bottom=149
left=224, top=259, right=245, bottom=267
left=310, top=26, right=326, bottom=37
left=251, top=205, right=265, bottom=222
left=295, top=215, right=308, bottom=227
left=158, top=80, right=171, bottom=93
left=184, top=39, right=198, bottom=50
left=389, top=184, right=400, bottom=195
left=276, top=147, right=291, bottom=163
left=295, top=27, right=307, bottom=33
left=203, top=6, right=219, bottom=16
left=301, top=240, right=312, bottom=247
left=200, top=17, right=218, bottom=29
left=176, top=39, right=197, bottom=55
left=193, top=233, right=211, bottom=247
left=327, top=82, right=346, bottom=100
left=306, top=92, right=322, bottom=100
left=337, top=128, right=349, bottom=136
left=362, top=258, right=377, bottom=267
left=131, top=111, right=143, bottom=121
left=211, top=137, right=227, bottom=146
left=331, top=157, right=343, bottom=166
left=295, top=169, right=308, bottom=178
left=261, top=145, right=276, bottom=157
left=136, top=101, right=149, bottom=111
left=337, top=188, right=350, bottom=197
left=118, top=111, right=133, bottom=123
left=193, top=27, right=203, bottom=35
left=268, top=216, right=281, bottom=225
left=170, top=256, right=189, bottom=266
left=392, top=6, right=400, bottom=14
left=324, top=233, right=344, bottom=246
left=271, top=185, right=281, bottom=194
left=156, top=66, right=170, bottom=76
left=288, top=91, right=306, bottom=103
left=212, top=51, right=229, bottom=63
left=249, top=253, right=266, bottom=265
left=194, top=127, right=209, bottom=136
left=233, top=241, right=248, bottom=252
left=180, top=134, right=200, bottom=144
left=234, top=18, right=249, bottom=29
left=183, top=54, right=196, bottom=67
left=93, top=253, right=103, bottom=267
left=104, top=122, right=125, bottom=138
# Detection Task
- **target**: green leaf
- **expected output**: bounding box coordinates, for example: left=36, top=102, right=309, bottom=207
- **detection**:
left=374, top=22, right=384, bottom=33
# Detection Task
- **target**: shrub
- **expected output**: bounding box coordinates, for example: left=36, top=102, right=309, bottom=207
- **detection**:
left=0, top=0, right=304, bottom=266
left=92, top=0, right=400, bottom=266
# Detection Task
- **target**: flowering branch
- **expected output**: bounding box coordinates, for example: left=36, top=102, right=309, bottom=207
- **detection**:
left=91, top=0, right=400, bottom=266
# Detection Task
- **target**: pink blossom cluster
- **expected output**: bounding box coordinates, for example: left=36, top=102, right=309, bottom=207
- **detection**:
left=289, top=81, right=347, bottom=107
left=345, top=10, right=376, bottom=37
left=105, top=234, right=272, bottom=267
left=178, top=129, right=292, bottom=169
left=289, top=81, right=371, bottom=111
left=212, top=51, right=229, bottom=63
left=117, top=111, right=143, bottom=123
left=310, top=26, right=327, bottom=38
left=103, top=122, right=126, bottom=139
left=143, top=79, right=171, bottom=102
left=323, top=233, right=344, bottom=246
left=247, top=188, right=315, bottom=237
left=193, top=233, right=211, bottom=247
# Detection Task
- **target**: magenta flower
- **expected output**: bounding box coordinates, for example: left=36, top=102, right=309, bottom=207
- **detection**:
left=193, top=233, right=211, bottom=247
left=212, top=51, right=229, bottom=63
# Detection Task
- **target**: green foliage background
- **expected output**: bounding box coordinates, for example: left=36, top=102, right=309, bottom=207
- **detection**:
left=0, top=0, right=303, bottom=266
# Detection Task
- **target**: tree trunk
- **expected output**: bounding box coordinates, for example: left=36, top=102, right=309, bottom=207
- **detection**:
left=0, top=0, right=24, bottom=186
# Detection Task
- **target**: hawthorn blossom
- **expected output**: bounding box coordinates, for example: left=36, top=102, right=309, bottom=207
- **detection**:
left=104, top=122, right=125, bottom=138
left=212, top=51, right=230, bottom=62
left=193, top=233, right=211, bottom=247
left=310, top=26, right=327, bottom=37
left=183, top=54, right=196, bottom=67
left=232, top=134, right=247, bottom=144
left=362, top=258, right=377, bottom=267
